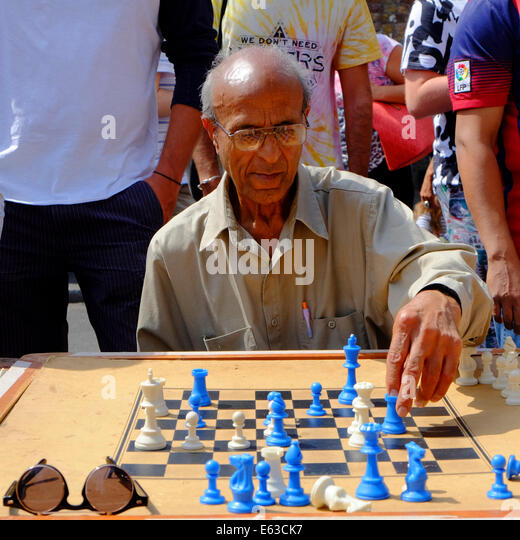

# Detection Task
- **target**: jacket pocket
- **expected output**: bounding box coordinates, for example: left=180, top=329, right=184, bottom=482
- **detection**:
left=299, top=311, right=368, bottom=350
left=203, top=326, right=258, bottom=351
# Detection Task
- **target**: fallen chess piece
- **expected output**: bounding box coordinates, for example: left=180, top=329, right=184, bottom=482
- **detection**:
left=311, top=476, right=371, bottom=513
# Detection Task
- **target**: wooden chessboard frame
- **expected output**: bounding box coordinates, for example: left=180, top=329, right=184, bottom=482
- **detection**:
left=0, top=349, right=518, bottom=520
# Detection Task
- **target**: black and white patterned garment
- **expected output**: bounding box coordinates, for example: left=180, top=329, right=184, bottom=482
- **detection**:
left=401, top=0, right=468, bottom=189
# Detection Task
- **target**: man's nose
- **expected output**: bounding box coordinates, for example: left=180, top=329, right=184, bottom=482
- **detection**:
left=257, top=132, right=282, bottom=162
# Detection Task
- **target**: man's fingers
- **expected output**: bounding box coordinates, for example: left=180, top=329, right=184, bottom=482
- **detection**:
left=396, top=352, right=425, bottom=417
left=431, top=344, right=461, bottom=402
left=386, top=326, right=411, bottom=397
left=416, top=349, right=443, bottom=405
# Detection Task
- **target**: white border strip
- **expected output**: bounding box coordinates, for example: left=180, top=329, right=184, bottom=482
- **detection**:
left=0, top=360, right=32, bottom=399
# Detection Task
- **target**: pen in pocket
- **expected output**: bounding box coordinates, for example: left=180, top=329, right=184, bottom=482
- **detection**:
left=302, top=301, right=312, bottom=338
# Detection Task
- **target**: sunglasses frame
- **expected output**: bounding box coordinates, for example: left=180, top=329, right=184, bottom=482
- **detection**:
left=3, top=457, right=148, bottom=516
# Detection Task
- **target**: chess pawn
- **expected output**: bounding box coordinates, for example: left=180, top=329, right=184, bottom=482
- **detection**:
left=261, top=446, right=286, bottom=499
left=311, top=476, right=371, bottom=513
left=141, top=368, right=169, bottom=417
left=455, top=347, right=478, bottom=386
left=478, top=351, right=496, bottom=384
left=493, top=355, right=509, bottom=390
left=505, top=369, right=520, bottom=406
left=228, top=411, right=251, bottom=450
left=182, top=411, right=204, bottom=450
left=135, top=404, right=167, bottom=451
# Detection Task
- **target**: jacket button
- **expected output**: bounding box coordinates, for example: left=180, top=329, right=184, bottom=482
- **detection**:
left=328, top=320, right=336, bottom=329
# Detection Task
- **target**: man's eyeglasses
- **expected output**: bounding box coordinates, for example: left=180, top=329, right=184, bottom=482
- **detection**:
left=3, top=457, right=148, bottom=515
left=214, top=114, right=309, bottom=152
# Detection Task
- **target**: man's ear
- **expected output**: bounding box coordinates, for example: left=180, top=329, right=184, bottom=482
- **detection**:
left=202, top=117, right=219, bottom=152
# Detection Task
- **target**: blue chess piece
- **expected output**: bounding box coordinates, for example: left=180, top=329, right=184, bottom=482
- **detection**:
left=338, top=334, right=361, bottom=405
left=279, top=441, right=310, bottom=506
left=191, top=368, right=211, bottom=406
left=188, top=393, right=206, bottom=428
left=506, top=455, right=520, bottom=480
left=228, top=454, right=255, bottom=513
left=401, top=442, right=432, bottom=502
left=306, top=382, right=326, bottom=416
left=355, top=423, right=390, bottom=501
left=381, top=393, right=406, bottom=435
left=253, top=461, right=276, bottom=506
left=266, top=395, right=291, bottom=447
left=487, top=455, right=512, bottom=500
left=264, top=391, right=279, bottom=426
left=200, top=460, right=226, bottom=505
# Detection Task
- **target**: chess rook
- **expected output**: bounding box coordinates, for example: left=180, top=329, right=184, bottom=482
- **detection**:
left=191, top=368, right=211, bottom=407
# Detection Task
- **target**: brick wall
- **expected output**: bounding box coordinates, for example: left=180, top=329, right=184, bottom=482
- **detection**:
left=367, top=0, right=414, bottom=43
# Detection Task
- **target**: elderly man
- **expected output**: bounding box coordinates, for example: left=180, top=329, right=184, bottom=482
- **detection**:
left=137, top=46, right=492, bottom=416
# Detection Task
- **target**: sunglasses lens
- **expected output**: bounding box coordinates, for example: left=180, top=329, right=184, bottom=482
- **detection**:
left=18, top=465, right=66, bottom=513
left=85, top=465, right=134, bottom=514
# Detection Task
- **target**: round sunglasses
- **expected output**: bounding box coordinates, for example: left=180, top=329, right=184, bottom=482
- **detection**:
left=3, top=457, right=148, bottom=515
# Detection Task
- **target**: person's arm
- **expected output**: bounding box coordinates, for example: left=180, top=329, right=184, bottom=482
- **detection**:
left=455, top=107, right=520, bottom=333
left=192, top=130, right=222, bottom=196
left=156, top=73, right=173, bottom=119
left=147, top=0, right=218, bottom=222
left=404, top=70, right=452, bottom=118
left=386, top=289, right=462, bottom=417
left=338, top=64, right=373, bottom=177
left=371, top=45, right=406, bottom=104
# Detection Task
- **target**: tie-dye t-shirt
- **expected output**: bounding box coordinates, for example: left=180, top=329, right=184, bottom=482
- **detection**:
left=211, top=0, right=380, bottom=169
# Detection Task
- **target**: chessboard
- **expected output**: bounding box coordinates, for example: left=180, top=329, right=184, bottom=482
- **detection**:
left=116, top=386, right=490, bottom=481
left=1, top=350, right=519, bottom=519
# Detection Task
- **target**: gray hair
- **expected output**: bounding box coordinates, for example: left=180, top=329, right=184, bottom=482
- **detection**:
left=200, top=46, right=313, bottom=121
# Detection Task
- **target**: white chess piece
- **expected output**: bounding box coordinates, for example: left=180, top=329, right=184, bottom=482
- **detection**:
left=311, top=476, right=371, bottom=513
left=261, top=446, right=285, bottom=499
left=141, top=368, right=169, bottom=417
left=505, top=369, right=520, bottom=405
left=349, top=398, right=370, bottom=448
left=504, top=336, right=517, bottom=354
left=228, top=411, right=250, bottom=450
left=135, top=404, right=167, bottom=451
left=264, top=400, right=275, bottom=437
left=493, top=355, right=509, bottom=390
left=181, top=411, right=204, bottom=450
left=456, top=347, right=478, bottom=386
left=347, top=382, right=374, bottom=436
left=478, top=351, right=496, bottom=384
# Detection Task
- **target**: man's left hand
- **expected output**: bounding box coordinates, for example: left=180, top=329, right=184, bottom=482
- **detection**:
left=386, top=290, right=462, bottom=417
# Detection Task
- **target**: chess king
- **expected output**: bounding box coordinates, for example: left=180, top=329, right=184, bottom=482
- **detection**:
left=137, top=46, right=493, bottom=418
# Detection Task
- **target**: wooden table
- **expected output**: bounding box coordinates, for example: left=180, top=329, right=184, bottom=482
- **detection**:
left=0, top=350, right=518, bottom=519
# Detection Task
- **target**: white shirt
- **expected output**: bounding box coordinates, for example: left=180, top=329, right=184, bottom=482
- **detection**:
left=0, top=0, right=162, bottom=205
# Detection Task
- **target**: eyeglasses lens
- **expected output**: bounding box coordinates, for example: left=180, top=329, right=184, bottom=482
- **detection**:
left=236, top=125, right=305, bottom=151
left=84, top=465, right=134, bottom=514
left=18, top=465, right=66, bottom=514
